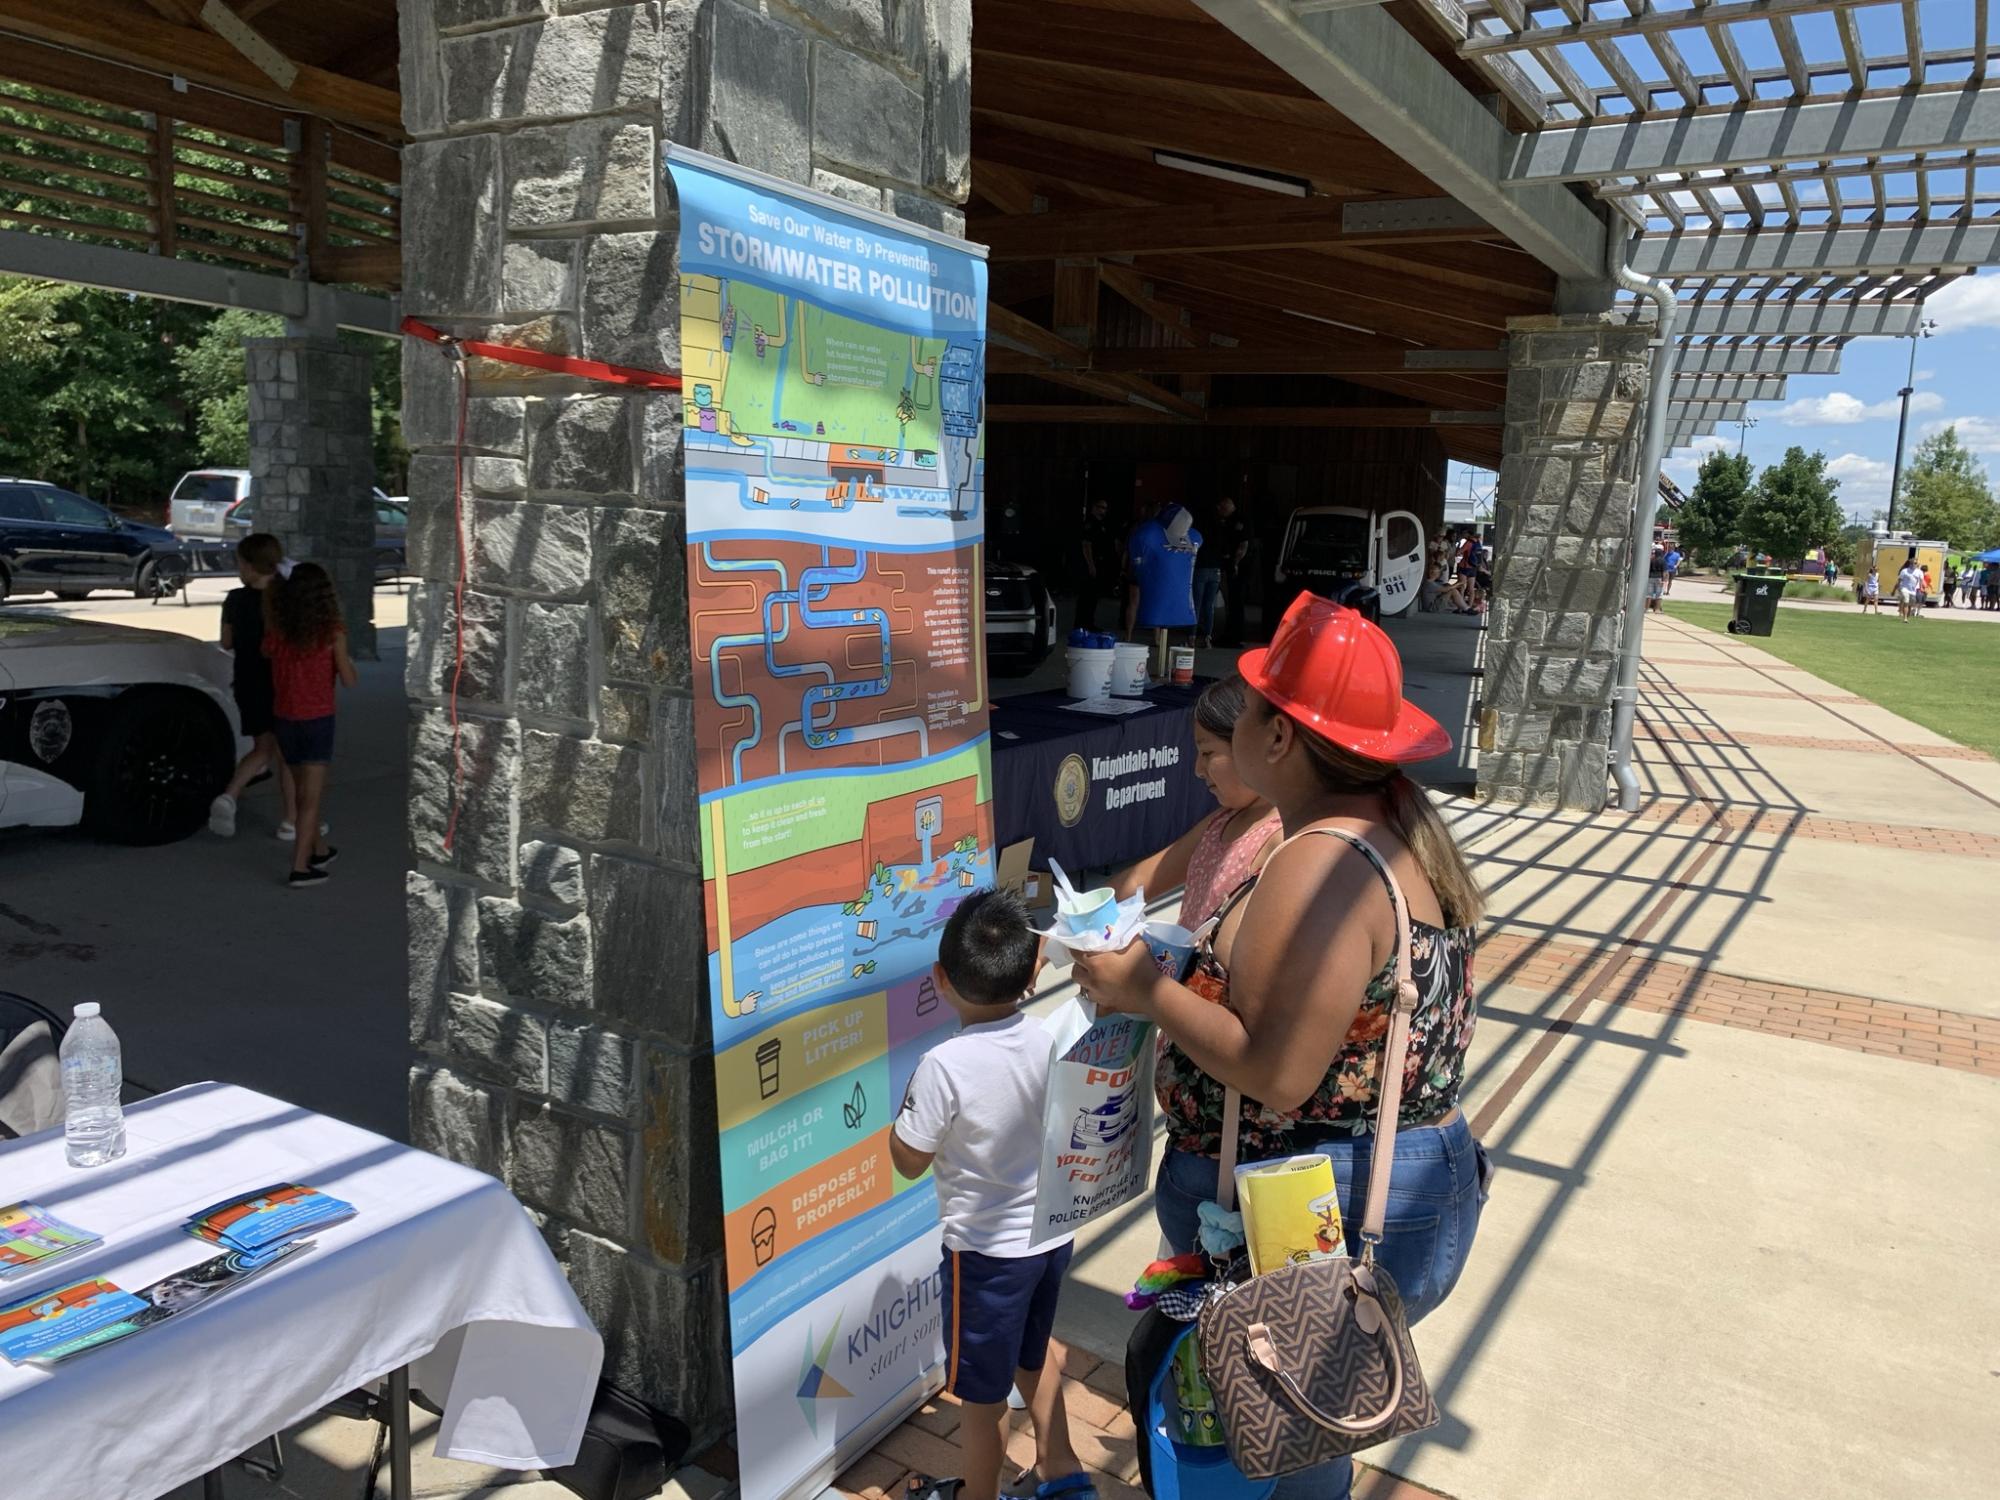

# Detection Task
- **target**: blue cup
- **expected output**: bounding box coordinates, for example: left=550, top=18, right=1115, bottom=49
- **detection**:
left=1143, top=921, right=1198, bottom=982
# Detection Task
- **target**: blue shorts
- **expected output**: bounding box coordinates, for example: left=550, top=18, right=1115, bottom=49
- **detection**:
left=274, top=714, right=336, bottom=766
left=941, top=1243, right=1072, bottom=1404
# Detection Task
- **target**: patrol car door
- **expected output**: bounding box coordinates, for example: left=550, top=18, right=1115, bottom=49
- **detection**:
left=1375, top=510, right=1425, bottom=616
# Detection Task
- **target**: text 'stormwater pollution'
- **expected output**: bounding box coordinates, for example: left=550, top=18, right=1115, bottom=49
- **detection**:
left=670, top=146, right=991, bottom=1500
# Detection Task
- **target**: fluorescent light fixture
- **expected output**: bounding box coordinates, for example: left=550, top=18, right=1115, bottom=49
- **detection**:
left=1152, top=150, right=1309, bottom=197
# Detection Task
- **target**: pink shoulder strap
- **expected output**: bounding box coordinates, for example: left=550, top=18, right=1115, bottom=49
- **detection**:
left=1212, top=827, right=1417, bottom=1260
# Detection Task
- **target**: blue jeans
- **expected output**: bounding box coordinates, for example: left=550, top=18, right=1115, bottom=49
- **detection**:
left=1156, top=1115, right=1490, bottom=1499
left=1194, top=567, right=1223, bottom=640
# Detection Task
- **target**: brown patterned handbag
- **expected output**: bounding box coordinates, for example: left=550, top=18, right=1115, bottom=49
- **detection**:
left=1196, top=831, right=1439, bottom=1478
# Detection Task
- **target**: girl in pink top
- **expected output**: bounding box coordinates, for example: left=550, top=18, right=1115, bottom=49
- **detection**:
left=1114, top=677, right=1281, bottom=928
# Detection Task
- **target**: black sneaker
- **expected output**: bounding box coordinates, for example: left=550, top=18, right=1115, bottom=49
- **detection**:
left=288, top=868, right=330, bottom=889
left=309, top=846, right=340, bottom=869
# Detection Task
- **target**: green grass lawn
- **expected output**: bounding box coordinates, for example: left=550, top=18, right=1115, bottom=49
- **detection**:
left=1664, top=601, right=2000, bottom=759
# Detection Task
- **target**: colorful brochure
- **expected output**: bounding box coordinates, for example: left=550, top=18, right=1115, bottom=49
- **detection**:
left=185, top=1183, right=354, bottom=1255
left=0, top=1203, right=100, bottom=1281
left=0, top=1277, right=148, bottom=1364
left=1234, top=1153, right=1347, bottom=1275
left=2, top=1242, right=313, bottom=1366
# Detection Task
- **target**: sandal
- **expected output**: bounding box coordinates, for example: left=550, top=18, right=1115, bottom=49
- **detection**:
left=908, top=1476, right=966, bottom=1500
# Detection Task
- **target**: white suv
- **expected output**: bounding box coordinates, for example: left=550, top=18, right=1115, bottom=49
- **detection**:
left=0, top=613, right=240, bottom=843
left=167, top=468, right=253, bottom=539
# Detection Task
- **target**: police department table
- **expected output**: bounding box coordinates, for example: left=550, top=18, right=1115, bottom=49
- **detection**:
left=0, top=1083, right=601, bottom=1500
left=988, top=683, right=1213, bottom=875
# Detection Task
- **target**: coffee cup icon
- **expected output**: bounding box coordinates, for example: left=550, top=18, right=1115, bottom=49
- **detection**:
left=756, top=1038, right=783, bottom=1099
left=751, top=1206, right=778, bottom=1267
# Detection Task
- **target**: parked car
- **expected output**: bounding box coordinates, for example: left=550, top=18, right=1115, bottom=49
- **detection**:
left=1273, top=505, right=1429, bottom=623
left=0, top=479, right=191, bottom=602
left=984, top=559, right=1058, bottom=675
left=166, top=468, right=253, bottom=539
left=223, top=491, right=409, bottom=580
left=0, top=612, right=240, bottom=843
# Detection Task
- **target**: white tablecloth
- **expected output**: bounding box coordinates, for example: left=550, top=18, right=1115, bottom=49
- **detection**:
left=0, top=1083, right=602, bottom=1500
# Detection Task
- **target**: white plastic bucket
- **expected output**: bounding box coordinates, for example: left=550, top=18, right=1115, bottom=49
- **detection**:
left=1110, top=642, right=1151, bottom=697
left=1067, top=646, right=1114, bottom=699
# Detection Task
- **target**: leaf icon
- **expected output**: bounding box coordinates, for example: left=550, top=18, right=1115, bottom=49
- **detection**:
left=842, top=1080, right=867, bottom=1130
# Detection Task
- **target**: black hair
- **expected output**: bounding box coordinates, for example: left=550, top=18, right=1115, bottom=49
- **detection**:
left=1194, top=674, right=1249, bottom=739
left=937, top=888, right=1038, bottom=1006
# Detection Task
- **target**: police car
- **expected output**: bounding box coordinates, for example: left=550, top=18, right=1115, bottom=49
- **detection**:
left=0, top=614, right=239, bottom=843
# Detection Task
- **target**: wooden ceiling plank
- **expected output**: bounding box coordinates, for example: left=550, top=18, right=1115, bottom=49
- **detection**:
left=972, top=1, right=1314, bottom=98
left=0, top=0, right=403, bottom=136
left=969, top=196, right=1489, bottom=260
left=971, top=161, right=1040, bottom=217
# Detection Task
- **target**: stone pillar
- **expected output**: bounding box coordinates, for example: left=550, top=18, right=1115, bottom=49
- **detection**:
left=397, top=0, right=970, bottom=1441
left=1478, top=312, right=1651, bottom=811
left=245, top=336, right=377, bottom=658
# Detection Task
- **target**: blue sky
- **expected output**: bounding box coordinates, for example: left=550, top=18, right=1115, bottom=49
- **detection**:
left=1448, top=271, right=2000, bottom=526
left=1445, top=4, right=2000, bottom=524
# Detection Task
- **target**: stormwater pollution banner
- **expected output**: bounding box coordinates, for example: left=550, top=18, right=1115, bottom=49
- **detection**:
left=668, top=146, right=991, bottom=1500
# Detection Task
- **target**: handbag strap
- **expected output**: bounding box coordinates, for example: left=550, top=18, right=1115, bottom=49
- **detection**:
left=1212, top=827, right=1420, bottom=1253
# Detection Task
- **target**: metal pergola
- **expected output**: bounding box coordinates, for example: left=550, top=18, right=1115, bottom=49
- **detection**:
left=1454, top=0, right=1995, bottom=449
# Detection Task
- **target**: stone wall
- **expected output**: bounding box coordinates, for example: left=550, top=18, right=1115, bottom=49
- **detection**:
left=245, top=337, right=378, bottom=659
left=1478, top=312, right=1650, bottom=811
left=398, top=0, right=970, bottom=1442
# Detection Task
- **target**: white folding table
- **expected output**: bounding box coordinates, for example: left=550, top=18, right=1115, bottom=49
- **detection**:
left=0, top=1083, right=602, bottom=1500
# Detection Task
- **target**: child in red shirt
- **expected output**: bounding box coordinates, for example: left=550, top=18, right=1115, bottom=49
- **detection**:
left=263, top=561, right=358, bottom=888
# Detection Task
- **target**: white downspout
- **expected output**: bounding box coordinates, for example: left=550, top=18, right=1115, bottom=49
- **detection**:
left=1608, top=229, right=1679, bottom=812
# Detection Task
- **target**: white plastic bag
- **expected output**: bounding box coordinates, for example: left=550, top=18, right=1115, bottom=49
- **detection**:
left=1029, top=996, right=1157, bottom=1247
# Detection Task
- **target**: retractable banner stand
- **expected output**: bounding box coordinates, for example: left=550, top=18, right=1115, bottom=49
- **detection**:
left=668, top=147, right=992, bottom=1500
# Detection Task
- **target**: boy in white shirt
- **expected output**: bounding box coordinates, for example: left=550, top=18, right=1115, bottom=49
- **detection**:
left=1897, top=560, right=1924, bottom=621
left=891, top=889, right=1092, bottom=1500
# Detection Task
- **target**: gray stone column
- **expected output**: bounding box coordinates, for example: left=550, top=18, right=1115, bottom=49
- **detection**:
left=398, top=0, right=970, bottom=1441
left=245, top=337, right=377, bottom=659
left=1478, top=312, right=1651, bottom=811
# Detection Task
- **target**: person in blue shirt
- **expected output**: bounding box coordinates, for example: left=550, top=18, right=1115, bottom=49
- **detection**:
left=1123, top=502, right=1202, bottom=639
left=1663, top=545, right=1683, bottom=594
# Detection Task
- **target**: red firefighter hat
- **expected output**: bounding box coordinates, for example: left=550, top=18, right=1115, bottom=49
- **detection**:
left=1238, top=594, right=1452, bottom=764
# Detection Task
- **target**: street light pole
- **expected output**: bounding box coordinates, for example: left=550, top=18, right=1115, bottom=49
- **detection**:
left=1736, top=415, right=1757, bottom=455
left=1886, top=317, right=1937, bottom=531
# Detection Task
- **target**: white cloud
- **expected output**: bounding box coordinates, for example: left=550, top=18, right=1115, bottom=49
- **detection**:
left=1915, top=369, right=1936, bottom=382
left=1663, top=432, right=1730, bottom=482
left=1776, top=390, right=1943, bottom=425
left=1920, top=415, right=2000, bottom=454
left=1825, top=453, right=1894, bottom=513
left=1921, top=273, right=2000, bottom=334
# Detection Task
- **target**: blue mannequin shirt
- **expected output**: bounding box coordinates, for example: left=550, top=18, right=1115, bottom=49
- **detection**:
left=1129, top=510, right=1202, bottom=628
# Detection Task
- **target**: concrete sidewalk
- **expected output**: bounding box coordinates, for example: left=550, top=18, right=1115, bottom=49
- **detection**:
left=151, top=608, right=1998, bottom=1500
left=825, top=610, right=2000, bottom=1500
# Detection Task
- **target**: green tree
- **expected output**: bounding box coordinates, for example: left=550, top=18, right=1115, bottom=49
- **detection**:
left=1740, top=447, right=1843, bottom=565
left=1676, top=449, right=1753, bottom=562
left=174, top=309, right=284, bottom=468
left=1896, top=426, right=2000, bottom=549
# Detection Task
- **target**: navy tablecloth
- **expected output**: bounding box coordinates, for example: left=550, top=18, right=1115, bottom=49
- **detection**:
left=989, top=683, right=1214, bottom=875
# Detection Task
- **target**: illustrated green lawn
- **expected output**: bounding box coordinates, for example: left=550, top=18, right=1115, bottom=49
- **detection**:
left=717, top=281, right=946, bottom=451
left=1664, top=601, right=2000, bottom=759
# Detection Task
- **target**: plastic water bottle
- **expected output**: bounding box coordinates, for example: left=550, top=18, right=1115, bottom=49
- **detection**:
left=60, top=1003, right=126, bottom=1167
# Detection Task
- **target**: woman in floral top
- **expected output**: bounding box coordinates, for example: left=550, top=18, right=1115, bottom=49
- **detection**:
left=1073, top=596, right=1491, bottom=1500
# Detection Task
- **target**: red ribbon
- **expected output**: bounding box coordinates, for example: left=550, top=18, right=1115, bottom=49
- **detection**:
left=400, top=316, right=683, bottom=391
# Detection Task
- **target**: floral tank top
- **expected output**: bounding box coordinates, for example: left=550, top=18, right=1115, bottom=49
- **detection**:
left=1180, top=807, right=1283, bottom=929
left=1156, top=828, right=1478, bottom=1158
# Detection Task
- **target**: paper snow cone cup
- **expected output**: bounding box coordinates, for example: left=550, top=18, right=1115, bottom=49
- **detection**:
left=1143, top=921, right=1198, bottom=982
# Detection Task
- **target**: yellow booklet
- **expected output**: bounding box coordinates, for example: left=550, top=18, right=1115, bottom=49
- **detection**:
left=1235, top=1154, right=1346, bottom=1275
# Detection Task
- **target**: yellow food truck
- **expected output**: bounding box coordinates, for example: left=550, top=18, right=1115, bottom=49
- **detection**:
left=1855, top=530, right=1948, bottom=604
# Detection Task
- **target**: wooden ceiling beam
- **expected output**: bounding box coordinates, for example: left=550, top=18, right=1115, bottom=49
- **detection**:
left=974, top=122, right=1270, bottom=206
left=987, top=303, right=1203, bottom=421
left=988, top=405, right=1495, bottom=427
left=1089, top=347, right=1487, bottom=376
left=972, top=0, right=1316, bottom=98
left=969, top=196, right=1488, bottom=260
left=0, top=0, right=404, bottom=136
left=971, top=63, right=1433, bottom=196
left=971, top=161, right=1041, bottom=217
left=1141, top=254, right=1510, bottom=344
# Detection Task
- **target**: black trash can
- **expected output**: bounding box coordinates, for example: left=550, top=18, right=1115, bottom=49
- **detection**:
left=1728, top=572, right=1783, bottom=635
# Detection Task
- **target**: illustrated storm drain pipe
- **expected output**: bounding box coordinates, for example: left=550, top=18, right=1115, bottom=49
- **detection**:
left=1608, top=229, right=1680, bottom=813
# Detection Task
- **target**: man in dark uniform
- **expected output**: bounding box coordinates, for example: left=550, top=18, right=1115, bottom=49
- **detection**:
left=1202, top=495, right=1251, bottom=645
left=1073, top=495, right=1116, bottom=632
